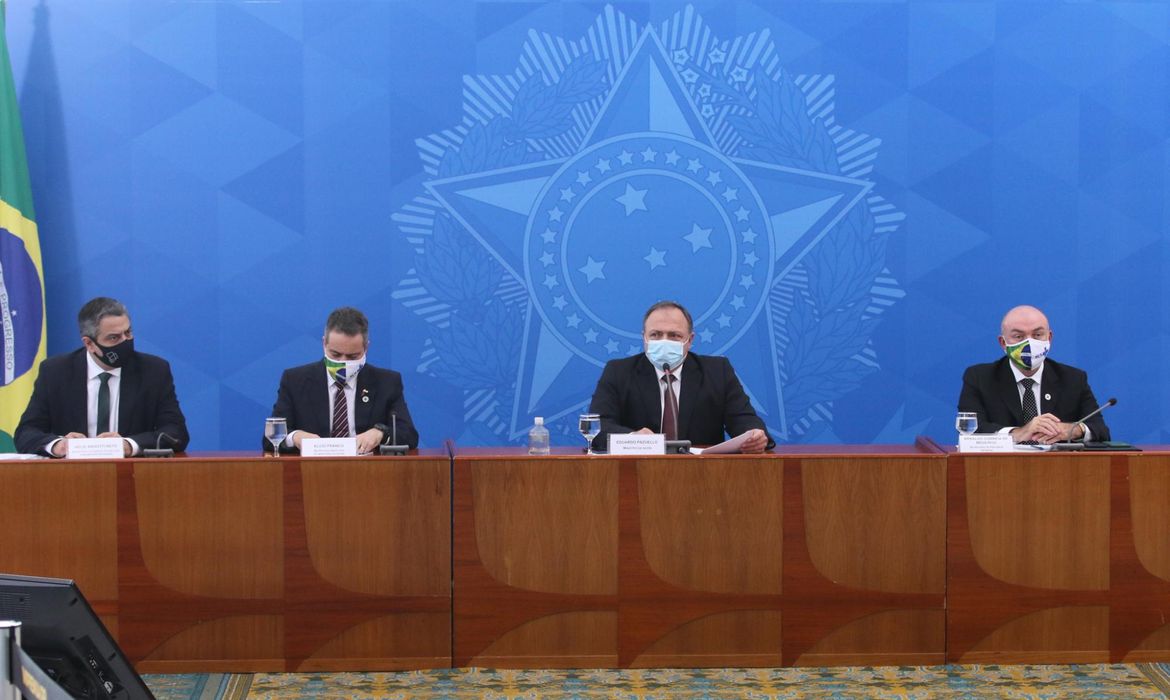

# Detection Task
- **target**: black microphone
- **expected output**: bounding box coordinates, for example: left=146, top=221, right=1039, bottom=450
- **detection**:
left=143, top=432, right=178, bottom=458
left=1053, top=398, right=1117, bottom=448
left=379, top=411, right=408, bottom=456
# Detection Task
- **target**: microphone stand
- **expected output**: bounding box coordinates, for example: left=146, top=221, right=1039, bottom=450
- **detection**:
left=379, top=412, right=409, bottom=456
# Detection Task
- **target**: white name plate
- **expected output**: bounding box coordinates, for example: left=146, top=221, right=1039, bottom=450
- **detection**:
left=958, top=433, right=1015, bottom=453
left=66, top=437, right=124, bottom=459
left=301, top=437, right=358, bottom=457
left=608, top=433, right=665, bottom=455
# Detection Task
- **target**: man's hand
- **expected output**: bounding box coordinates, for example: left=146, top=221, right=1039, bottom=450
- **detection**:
left=635, top=427, right=655, bottom=434
left=97, top=432, right=132, bottom=456
left=739, top=428, right=768, bottom=454
left=1012, top=414, right=1064, bottom=444
left=51, top=432, right=86, bottom=457
left=1060, top=421, right=1085, bottom=442
left=356, top=427, right=384, bottom=455
left=292, top=431, right=318, bottom=450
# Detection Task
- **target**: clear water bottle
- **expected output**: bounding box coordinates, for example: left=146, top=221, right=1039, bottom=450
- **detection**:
left=528, top=416, right=550, bottom=455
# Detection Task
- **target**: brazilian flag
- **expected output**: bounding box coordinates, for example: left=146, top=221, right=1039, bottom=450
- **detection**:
left=0, top=0, right=47, bottom=452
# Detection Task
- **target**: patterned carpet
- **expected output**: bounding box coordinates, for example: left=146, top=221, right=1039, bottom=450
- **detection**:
left=145, top=663, right=1170, bottom=699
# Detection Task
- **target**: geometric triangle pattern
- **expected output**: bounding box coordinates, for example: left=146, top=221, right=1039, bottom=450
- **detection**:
left=3, top=1, right=1166, bottom=448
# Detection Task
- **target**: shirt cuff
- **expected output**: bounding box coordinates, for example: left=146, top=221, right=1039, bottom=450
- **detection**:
left=45, top=437, right=62, bottom=457
left=1080, top=424, right=1092, bottom=442
left=124, top=438, right=140, bottom=456
left=997, top=426, right=1015, bottom=434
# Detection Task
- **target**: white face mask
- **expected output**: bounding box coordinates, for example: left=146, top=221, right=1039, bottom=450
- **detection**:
left=324, top=354, right=366, bottom=382
left=645, top=339, right=685, bottom=370
left=1004, top=338, right=1050, bottom=371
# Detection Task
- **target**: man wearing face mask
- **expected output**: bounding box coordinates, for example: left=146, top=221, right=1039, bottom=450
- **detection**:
left=587, top=300, right=772, bottom=453
left=14, top=297, right=190, bottom=457
left=267, top=306, right=418, bottom=454
left=957, top=304, right=1110, bottom=444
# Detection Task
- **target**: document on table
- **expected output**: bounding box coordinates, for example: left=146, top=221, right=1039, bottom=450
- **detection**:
left=689, top=432, right=750, bottom=455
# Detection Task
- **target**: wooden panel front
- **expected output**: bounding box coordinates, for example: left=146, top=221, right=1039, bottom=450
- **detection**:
left=455, top=448, right=945, bottom=669
left=947, top=450, right=1170, bottom=665
left=0, top=453, right=452, bottom=673
left=635, top=458, right=782, bottom=593
left=802, top=459, right=945, bottom=594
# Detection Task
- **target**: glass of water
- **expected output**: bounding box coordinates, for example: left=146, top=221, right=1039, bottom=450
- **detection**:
left=578, top=413, right=601, bottom=454
left=955, top=412, right=978, bottom=435
left=265, top=417, right=288, bottom=456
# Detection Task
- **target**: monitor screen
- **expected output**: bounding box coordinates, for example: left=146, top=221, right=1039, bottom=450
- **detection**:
left=0, top=573, right=155, bottom=700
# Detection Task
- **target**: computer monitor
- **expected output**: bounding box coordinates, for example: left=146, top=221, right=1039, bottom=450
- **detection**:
left=0, top=573, right=155, bottom=699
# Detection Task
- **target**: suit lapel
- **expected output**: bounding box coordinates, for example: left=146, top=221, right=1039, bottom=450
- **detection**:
left=118, top=357, right=140, bottom=431
left=633, top=357, right=662, bottom=432
left=355, top=368, right=374, bottom=431
left=995, top=359, right=1025, bottom=426
left=311, top=362, right=331, bottom=435
left=676, top=355, right=701, bottom=440
left=1039, top=362, right=1059, bottom=415
left=71, top=351, right=91, bottom=433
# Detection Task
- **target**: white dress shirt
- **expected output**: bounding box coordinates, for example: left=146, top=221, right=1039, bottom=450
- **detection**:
left=653, top=358, right=684, bottom=431
left=45, top=352, right=139, bottom=456
left=285, top=369, right=358, bottom=445
left=1001, top=361, right=1092, bottom=441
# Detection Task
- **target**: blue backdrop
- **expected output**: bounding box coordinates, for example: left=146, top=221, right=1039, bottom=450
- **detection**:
left=6, top=1, right=1167, bottom=449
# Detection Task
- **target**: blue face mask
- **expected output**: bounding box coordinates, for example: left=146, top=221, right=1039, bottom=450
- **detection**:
left=645, top=339, right=685, bottom=371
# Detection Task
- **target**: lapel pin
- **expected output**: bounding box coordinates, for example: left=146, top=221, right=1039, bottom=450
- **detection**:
left=1044, top=393, right=1051, bottom=401
left=362, top=395, right=369, bottom=403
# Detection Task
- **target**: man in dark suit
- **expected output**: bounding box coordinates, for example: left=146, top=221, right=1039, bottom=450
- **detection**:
left=15, top=297, right=189, bottom=456
left=958, top=305, right=1110, bottom=444
left=588, top=300, right=772, bottom=453
left=269, top=306, right=418, bottom=453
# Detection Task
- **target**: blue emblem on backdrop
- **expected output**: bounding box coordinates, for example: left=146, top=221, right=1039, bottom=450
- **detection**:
left=394, top=6, right=904, bottom=444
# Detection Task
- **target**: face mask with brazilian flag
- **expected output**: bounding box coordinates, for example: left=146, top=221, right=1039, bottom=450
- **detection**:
left=0, top=0, right=48, bottom=453
left=1005, top=338, right=1050, bottom=372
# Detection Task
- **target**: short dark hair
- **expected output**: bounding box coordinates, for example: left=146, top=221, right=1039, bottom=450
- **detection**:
left=78, top=297, right=128, bottom=338
left=325, top=306, right=369, bottom=341
left=642, top=300, right=693, bottom=333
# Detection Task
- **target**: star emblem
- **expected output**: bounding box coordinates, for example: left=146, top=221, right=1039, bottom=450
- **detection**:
left=683, top=224, right=713, bottom=252
left=615, top=184, right=648, bottom=216
left=422, top=31, right=874, bottom=440
left=578, top=256, right=607, bottom=283
left=644, top=247, right=667, bottom=270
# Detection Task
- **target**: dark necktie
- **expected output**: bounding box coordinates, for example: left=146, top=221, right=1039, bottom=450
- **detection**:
left=662, top=371, right=678, bottom=440
left=331, top=379, right=349, bottom=438
left=1019, top=377, right=1038, bottom=444
left=1020, top=378, right=1038, bottom=423
left=96, top=372, right=112, bottom=435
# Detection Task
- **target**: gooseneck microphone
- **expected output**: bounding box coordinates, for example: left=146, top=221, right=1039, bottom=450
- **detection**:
left=1057, top=400, right=1118, bottom=444
left=380, top=411, right=408, bottom=456
left=144, top=432, right=178, bottom=458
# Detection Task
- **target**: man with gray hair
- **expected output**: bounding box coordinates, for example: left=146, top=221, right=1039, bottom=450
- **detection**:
left=268, top=306, right=419, bottom=453
left=15, top=296, right=189, bottom=456
left=588, top=300, right=771, bottom=452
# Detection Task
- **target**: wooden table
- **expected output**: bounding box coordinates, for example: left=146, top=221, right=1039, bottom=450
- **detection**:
left=452, top=442, right=947, bottom=668
left=0, top=451, right=451, bottom=672
left=946, top=446, right=1170, bottom=664
left=4, top=443, right=1167, bottom=671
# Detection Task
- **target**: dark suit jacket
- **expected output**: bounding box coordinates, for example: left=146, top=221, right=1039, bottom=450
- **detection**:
left=14, top=348, right=190, bottom=455
left=268, top=361, right=419, bottom=451
left=957, top=357, right=1110, bottom=441
left=588, top=352, right=773, bottom=451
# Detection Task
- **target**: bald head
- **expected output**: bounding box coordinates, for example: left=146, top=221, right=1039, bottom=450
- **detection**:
left=1000, top=305, right=1052, bottom=344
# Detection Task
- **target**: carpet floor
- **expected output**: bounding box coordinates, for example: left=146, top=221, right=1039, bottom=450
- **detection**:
left=145, top=663, right=1170, bottom=699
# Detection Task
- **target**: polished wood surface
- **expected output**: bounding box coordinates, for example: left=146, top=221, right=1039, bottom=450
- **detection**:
left=0, top=451, right=451, bottom=673
left=4, top=444, right=1169, bottom=671
left=454, top=447, right=947, bottom=669
left=947, top=450, right=1170, bottom=664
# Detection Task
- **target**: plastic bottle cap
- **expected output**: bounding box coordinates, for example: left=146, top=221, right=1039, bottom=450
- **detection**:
left=534, top=417, right=544, bottom=425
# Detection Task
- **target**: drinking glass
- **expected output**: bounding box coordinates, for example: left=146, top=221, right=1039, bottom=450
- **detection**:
left=265, top=417, right=288, bottom=456
left=955, top=412, right=978, bottom=435
left=578, top=413, right=601, bottom=454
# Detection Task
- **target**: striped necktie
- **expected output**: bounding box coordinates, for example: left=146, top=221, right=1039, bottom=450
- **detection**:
left=331, top=379, right=349, bottom=438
